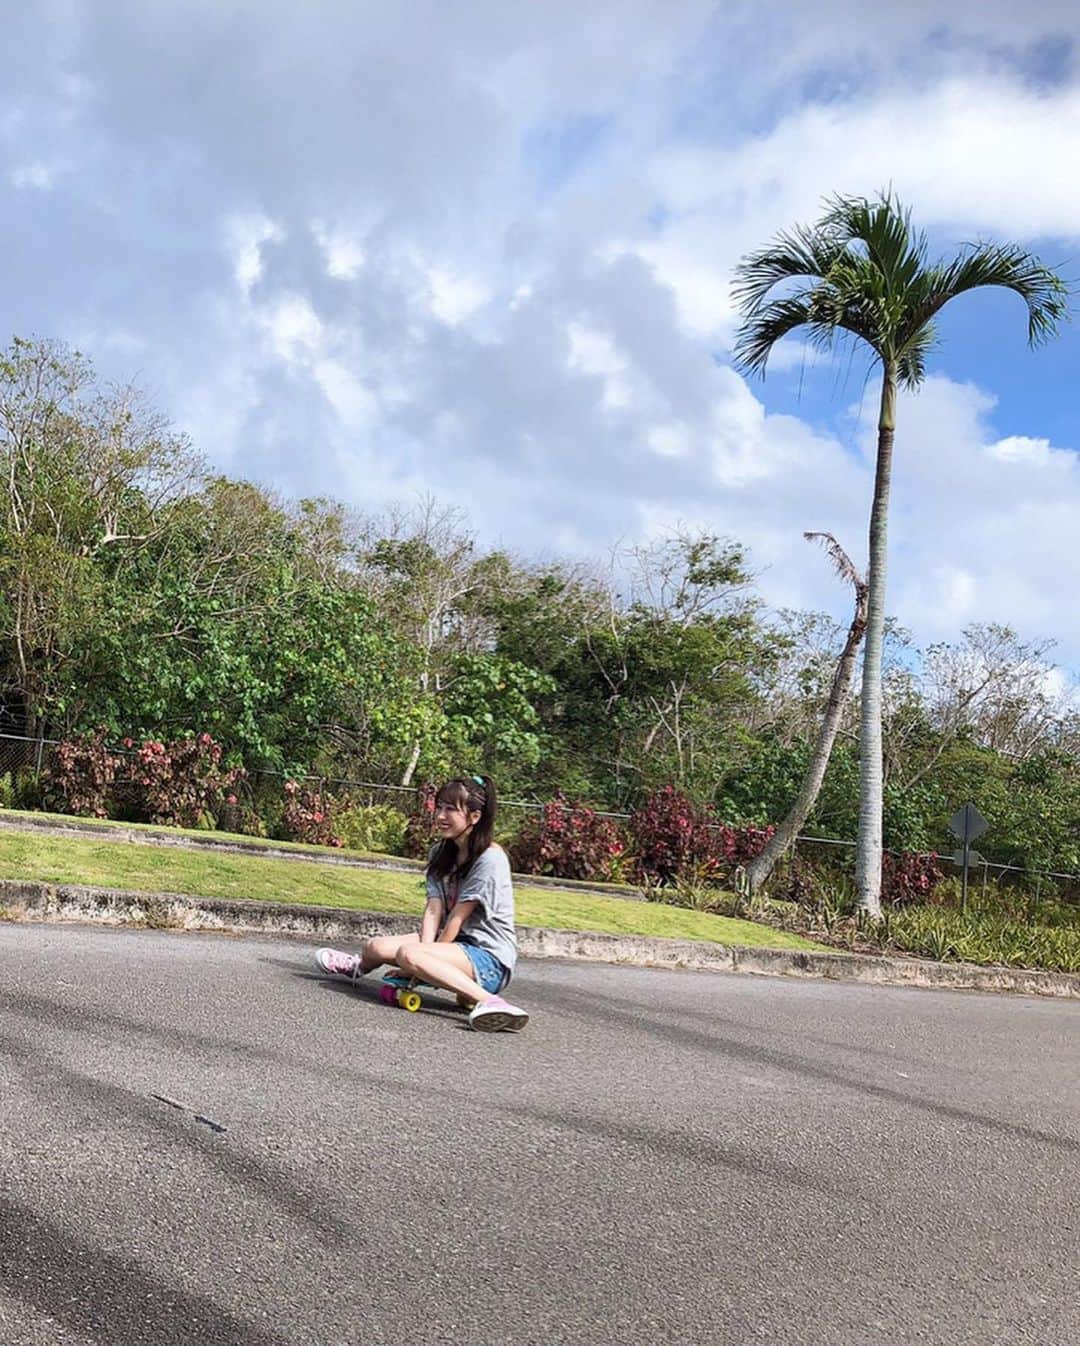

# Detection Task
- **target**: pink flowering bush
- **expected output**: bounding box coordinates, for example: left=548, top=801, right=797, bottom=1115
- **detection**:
left=281, top=780, right=343, bottom=848
left=511, top=795, right=628, bottom=882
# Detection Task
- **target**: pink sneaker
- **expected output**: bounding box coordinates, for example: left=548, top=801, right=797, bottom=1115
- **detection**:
left=468, top=995, right=529, bottom=1033
left=315, top=947, right=364, bottom=982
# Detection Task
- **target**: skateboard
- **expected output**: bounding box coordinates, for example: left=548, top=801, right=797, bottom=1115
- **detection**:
left=378, top=974, right=474, bottom=1014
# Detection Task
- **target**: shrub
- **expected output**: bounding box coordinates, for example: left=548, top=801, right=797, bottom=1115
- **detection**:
left=281, top=780, right=343, bottom=848
left=126, top=733, right=244, bottom=829
left=0, top=769, right=40, bottom=810
left=717, top=820, right=777, bottom=867
left=511, top=795, right=627, bottom=882
left=777, top=855, right=822, bottom=907
left=8, top=767, right=44, bottom=811
left=215, top=796, right=268, bottom=838
left=336, top=802, right=408, bottom=855
left=402, top=782, right=438, bottom=859
left=629, top=786, right=774, bottom=885
left=629, top=787, right=709, bottom=883
left=881, top=904, right=1080, bottom=973
left=881, top=850, right=943, bottom=906
left=44, top=729, right=122, bottom=818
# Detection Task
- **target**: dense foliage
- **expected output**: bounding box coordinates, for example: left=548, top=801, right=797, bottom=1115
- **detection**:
left=2, top=337, right=1078, bottom=902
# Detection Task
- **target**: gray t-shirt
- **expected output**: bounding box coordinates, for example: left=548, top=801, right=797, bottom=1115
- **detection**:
left=426, top=844, right=517, bottom=974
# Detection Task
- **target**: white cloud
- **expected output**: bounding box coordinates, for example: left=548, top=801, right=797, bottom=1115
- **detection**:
left=5, top=0, right=1080, bottom=678
left=10, top=161, right=55, bottom=190
left=425, top=266, right=490, bottom=326
left=989, top=435, right=1057, bottom=466
left=933, top=566, right=979, bottom=625
left=629, top=234, right=736, bottom=339
left=261, top=294, right=322, bottom=361
left=313, top=358, right=376, bottom=428
left=225, top=213, right=283, bottom=295
left=855, top=377, right=1080, bottom=651
left=566, top=321, right=630, bottom=410
left=635, top=77, right=1080, bottom=353
left=647, top=423, right=691, bottom=458
left=311, top=221, right=366, bottom=280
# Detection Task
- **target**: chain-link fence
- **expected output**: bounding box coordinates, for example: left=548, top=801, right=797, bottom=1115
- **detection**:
left=786, top=834, right=1079, bottom=911
left=0, top=732, right=57, bottom=779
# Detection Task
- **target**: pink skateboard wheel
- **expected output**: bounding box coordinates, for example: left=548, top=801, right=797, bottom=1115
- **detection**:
left=378, top=984, right=397, bottom=1004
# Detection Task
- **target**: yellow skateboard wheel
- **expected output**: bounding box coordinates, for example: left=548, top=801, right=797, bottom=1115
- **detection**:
left=399, top=990, right=422, bottom=1012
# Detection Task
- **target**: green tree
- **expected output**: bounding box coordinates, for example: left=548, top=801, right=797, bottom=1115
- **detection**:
left=733, top=192, right=1068, bottom=915
left=543, top=534, right=767, bottom=804
left=0, top=336, right=195, bottom=734
left=72, top=479, right=421, bottom=771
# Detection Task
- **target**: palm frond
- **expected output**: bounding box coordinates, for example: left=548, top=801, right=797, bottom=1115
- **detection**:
left=732, top=294, right=816, bottom=375
left=820, top=191, right=929, bottom=296
left=809, top=270, right=888, bottom=360
left=731, top=223, right=847, bottom=313
left=804, top=531, right=866, bottom=595
left=731, top=191, right=1068, bottom=388
left=896, top=325, right=935, bottom=389
left=911, top=243, right=1070, bottom=346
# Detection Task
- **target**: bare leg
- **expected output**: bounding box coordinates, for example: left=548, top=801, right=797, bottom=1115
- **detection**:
left=395, top=942, right=493, bottom=1006
left=359, top=933, right=419, bottom=974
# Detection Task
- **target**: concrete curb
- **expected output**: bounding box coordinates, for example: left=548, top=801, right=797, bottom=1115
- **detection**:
left=0, top=811, right=640, bottom=900
left=2, top=878, right=1078, bottom=1001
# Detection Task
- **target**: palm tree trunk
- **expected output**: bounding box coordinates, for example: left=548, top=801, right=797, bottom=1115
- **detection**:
left=746, top=572, right=867, bottom=894
left=855, top=366, right=897, bottom=918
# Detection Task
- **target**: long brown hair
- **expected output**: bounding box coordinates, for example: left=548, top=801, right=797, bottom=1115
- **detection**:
left=427, top=775, right=497, bottom=883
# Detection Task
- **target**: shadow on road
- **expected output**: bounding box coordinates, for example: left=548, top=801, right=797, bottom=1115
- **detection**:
left=517, top=979, right=1080, bottom=1154
left=266, top=955, right=471, bottom=1024
left=0, top=1025, right=354, bottom=1246
left=0, top=1193, right=287, bottom=1346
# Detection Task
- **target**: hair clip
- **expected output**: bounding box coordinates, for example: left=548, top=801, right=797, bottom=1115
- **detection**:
left=471, top=774, right=485, bottom=785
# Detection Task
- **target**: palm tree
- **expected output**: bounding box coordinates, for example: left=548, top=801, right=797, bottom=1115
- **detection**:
left=745, top=532, right=866, bottom=897
left=732, top=193, right=1068, bottom=916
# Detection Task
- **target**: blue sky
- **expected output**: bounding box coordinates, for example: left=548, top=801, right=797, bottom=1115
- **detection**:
left=1, top=0, right=1078, bottom=681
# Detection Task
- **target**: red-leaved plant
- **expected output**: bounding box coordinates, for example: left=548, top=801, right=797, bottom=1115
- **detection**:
left=282, top=780, right=343, bottom=848
left=127, top=732, right=244, bottom=828
left=401, top=782, right=439, bottom=859
left=511, top=795, right=627, bottom=882
left=45, top=728, right=122, bottom=818
left=882, top=850, right=943, bottom=906
left=629, top=786, right=774, bottom=885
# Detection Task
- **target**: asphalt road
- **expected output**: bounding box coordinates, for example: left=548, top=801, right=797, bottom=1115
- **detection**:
left=0, top=923, right=1077, bottom=1346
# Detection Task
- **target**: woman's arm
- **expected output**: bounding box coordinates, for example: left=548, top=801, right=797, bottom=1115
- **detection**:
left=420, top=897, right=444, bottom=943
left=437, top=899, right=478, bottom=944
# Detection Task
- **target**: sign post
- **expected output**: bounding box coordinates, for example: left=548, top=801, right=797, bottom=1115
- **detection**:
left=948, top=804, right=989, bottom=915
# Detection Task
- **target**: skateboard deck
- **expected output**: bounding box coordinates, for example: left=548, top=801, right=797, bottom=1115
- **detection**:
left=379, top=974, right=473, bottom=1014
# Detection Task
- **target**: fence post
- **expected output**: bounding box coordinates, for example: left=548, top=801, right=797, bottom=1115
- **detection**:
left=1028, top=877, right=1042, bottom=924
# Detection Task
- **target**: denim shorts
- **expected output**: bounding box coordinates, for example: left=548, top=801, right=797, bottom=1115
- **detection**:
left=459, top=942, right=509, bottom=994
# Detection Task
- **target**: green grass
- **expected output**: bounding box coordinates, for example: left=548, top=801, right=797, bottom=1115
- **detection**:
left=0, top=826, right=822, bottom=951
left=0, top=805, right=407, bottom=862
